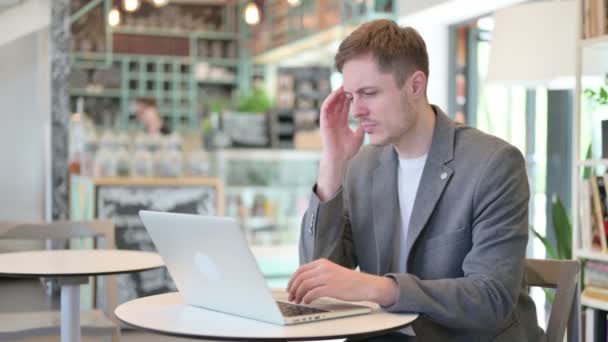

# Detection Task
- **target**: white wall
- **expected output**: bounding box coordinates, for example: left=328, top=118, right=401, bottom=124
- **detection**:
left=398, top=0, right=528, bottom=112
left=398, top=0, right=453, bottom=18
left=398, top=21, right=450, bottom=110
left=0, top=28, right=50, bottom=221
left=0, top=0, right=49, bottom=48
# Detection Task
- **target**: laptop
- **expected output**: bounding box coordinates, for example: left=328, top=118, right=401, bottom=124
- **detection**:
left=139, top=210, right=372, bottom=325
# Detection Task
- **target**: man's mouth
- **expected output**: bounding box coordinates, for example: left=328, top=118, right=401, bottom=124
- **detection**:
left=359, top=121, right=377, bottom=133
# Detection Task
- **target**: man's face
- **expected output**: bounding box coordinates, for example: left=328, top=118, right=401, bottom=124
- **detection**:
left=342, top=53, right=416, bottom=146
left=134, top=101, right=147, bottom=118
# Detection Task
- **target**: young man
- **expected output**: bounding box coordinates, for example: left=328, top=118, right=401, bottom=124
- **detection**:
left=287, top=20, right=545, bottom=341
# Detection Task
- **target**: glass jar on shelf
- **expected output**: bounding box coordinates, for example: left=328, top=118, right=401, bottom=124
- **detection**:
left=187, top=149, right=211, bottom=176
left=115, top=147, right=131, bottom=177
left=152, top=149, right=167, bottom=177
left=163, top=149, right=183, bottom=177
left=131, top=146, right=154, bottom=177
left=93, top=147, right=116, bottom=177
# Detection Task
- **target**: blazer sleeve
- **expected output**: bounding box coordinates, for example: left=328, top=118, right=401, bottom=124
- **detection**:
left=384, top=144, right=529, bottom=332
left=299, top=186, right=358, bottom=269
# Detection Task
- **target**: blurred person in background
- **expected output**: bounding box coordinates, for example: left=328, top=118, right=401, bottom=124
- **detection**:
left=134, top=97, right=170, bottom=135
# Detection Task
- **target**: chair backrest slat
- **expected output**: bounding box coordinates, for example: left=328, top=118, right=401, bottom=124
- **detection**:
left=526, top=259, right=580, bottom=342
left=0, top=220, right=115, bottom=249
left=0, top=219, right=117, bottom=320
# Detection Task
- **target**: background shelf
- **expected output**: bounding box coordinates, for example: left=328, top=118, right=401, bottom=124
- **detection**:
left=581, top=35, right=608, bottom=49
left=575, top=248, right=608, bottom=262
left=577, top=159, right=608, bottom=167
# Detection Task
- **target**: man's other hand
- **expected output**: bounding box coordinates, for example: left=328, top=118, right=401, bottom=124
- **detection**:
left=286, top=258, right=398, bottom=307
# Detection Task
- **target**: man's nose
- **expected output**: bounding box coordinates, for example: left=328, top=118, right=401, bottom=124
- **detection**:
left=351, top=98, right=368, bottom=119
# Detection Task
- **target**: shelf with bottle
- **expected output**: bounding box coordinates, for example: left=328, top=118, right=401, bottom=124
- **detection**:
left=582, top=286, right=608, bottom=311
left=193, top=58, right=240, bottom=67
left=111, top=27, right=238, bottom=40
left=197, top=79, right=238, bottom=86
left=582, top=35, right=608, bottom=48
left=225, top=185, right=313, bottom=193
left=69, top=88, right=122, bottom=97
left=579, top=159, right=608, bottom=167
left=576, top=248, right=608, bottom=262
left=127, top=72, right=191, bottom=81
left=580, top=261, right=608, bottom=311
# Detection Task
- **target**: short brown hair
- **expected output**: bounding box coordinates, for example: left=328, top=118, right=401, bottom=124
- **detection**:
left=335, top=19, right=429, bottom=88
left=136, top=97, right=157, bottom=108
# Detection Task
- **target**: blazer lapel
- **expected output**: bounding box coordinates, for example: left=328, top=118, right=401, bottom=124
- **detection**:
left=371, top=146, right=400, bottom=275
left=403, top=108, right=456, bottom=266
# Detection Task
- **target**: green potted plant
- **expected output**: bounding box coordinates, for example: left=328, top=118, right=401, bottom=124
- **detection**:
left=530, top=146, right=592, bottom=302
left=236, top=86, right=273, bottom=113
left=531, top=197, right=572, bottom=262
left=224, top=86, right=274, bottom=147
left=584, top=85, right=608, bottom=107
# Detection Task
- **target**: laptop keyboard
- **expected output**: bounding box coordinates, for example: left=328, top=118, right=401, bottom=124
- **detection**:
left=276, top=301, right=328, bottom=317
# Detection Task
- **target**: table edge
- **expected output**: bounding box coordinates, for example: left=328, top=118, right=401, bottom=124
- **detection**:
left=116, top=309, right=417, bottom=341
left=0, top=265, right=163, bottom=278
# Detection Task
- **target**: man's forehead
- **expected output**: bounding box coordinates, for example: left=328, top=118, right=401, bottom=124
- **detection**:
left=342, top=67, right=393, bottom=92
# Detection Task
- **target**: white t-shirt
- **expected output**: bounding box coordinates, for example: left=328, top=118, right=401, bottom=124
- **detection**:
left=395, top=153, right=428, bottom=273
left=394, top=154, right=427, bottom=337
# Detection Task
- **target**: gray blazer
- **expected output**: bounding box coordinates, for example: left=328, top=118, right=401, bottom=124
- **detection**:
left=299, top=107, right=545, bottom=341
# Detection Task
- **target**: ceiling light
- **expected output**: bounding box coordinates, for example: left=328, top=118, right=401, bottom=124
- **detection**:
left=244, top=2, right=260, bottom=25
left=476, top=16, right=494, bottom=31
left=108, top=8, right=121, bottom=27
left=123, top=0, right=140, bottom=12
left=287, top=0, right=301, bottom=6
left=152, top=0, right=169, bottom=7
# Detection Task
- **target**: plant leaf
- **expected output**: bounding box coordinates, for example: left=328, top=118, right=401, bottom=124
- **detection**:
left=584, top=89, right=597, bottom=98
left=552, top=196, right=572, bottom=259
left=583, top=144, right=593, bottom=180
left=600, top=86, right=608, bottom=100
left=530, top=226, right=558, bottom=259
left=543, top=288, right=555, bottom=303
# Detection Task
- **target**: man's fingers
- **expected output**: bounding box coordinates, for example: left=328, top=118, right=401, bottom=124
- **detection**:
left=302, top=285, right=328, bottom=305
left=338, top=94, right=351, bottom=126
left=320, top=87, right=343, bottom=117
left=294, top=276, right=325, bottom=304
left=288, top=267, right=318, bottom=301
left=287, top=262, right=318, bottom=293
left=354, top=125, right=365, bottom=143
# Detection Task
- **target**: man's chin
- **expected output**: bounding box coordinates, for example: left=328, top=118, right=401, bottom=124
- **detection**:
left=367, top=134, right=389, bottom=146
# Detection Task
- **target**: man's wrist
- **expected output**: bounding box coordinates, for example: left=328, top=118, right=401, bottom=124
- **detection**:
left=316, top=159, right=348, bottom=202
left=369, top=275, right=399, bottom=307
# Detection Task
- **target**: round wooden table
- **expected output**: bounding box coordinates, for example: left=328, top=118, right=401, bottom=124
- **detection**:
left=0, top=249, right=164, bottom=342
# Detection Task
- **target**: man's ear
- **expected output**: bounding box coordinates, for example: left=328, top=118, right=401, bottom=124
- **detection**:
left=407, top=71, right=427, bottom=98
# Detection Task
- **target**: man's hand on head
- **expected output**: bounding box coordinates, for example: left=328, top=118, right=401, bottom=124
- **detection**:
left=315, top=87, right=365, bottom=202
left=286, top=258, right=399, bottom=307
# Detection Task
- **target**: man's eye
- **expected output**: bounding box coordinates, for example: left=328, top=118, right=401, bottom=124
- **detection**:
left=364, top=92, right=376, bottom=96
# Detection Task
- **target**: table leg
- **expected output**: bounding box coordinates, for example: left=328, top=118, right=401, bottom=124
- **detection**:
left=59, top=277, right=88, bottom=342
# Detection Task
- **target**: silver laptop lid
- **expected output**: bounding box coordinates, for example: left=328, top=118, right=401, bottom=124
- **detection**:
left=139, top=210, right=284, bottom=324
